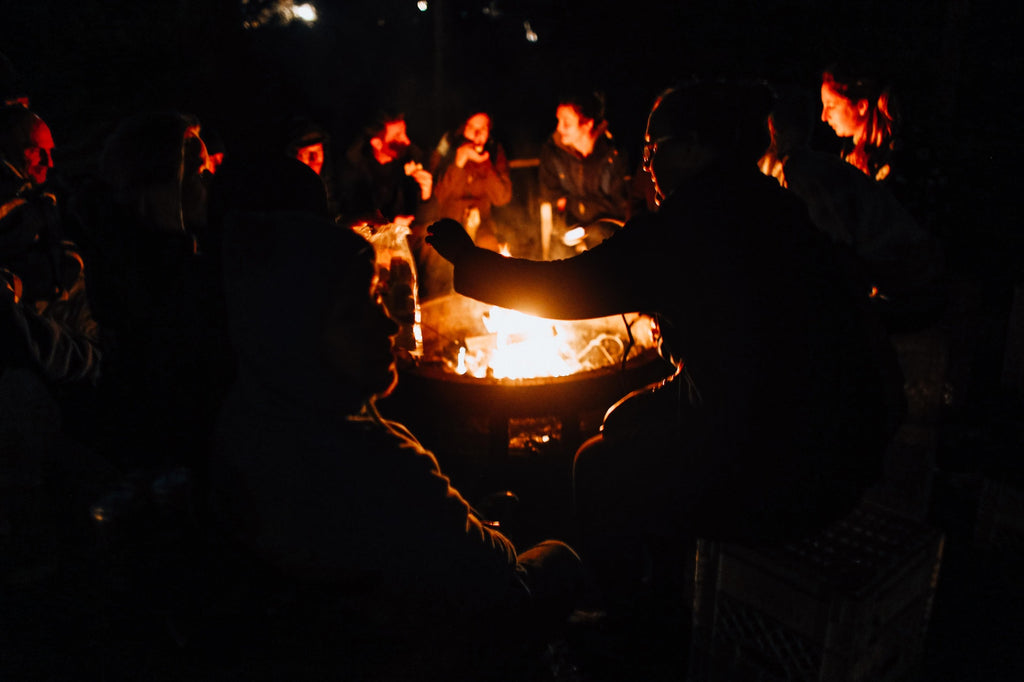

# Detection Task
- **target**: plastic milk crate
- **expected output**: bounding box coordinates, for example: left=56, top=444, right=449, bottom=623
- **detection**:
left=688, top=502, right=944, bottom=682
left=974, top=477, right=1024, bottom=552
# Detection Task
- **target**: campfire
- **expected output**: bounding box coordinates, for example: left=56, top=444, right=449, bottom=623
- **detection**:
left=362, top=227, right=673, bottom=462
left=415, top=294, right=660, bottom=382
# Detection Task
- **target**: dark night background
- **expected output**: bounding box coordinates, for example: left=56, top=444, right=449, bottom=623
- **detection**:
left=4, top=1, right=1024, bottom=679
left=4, top=0, right=1019, bottom=401
left=2, top=0, right=1021, bottom=277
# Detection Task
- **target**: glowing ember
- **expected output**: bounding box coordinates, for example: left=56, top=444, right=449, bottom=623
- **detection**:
left=563, top=226, right=587, bottom=247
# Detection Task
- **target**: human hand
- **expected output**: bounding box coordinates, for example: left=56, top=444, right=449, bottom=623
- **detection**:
left=454, top=143, right=490, bottom=168
left=425, top=218, right=476, bottom=265
left=405, top=161, right=433, bottom=201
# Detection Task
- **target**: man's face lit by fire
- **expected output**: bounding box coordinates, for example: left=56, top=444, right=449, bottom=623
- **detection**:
left=555, top=105, right=594, bottom=154
left=22, top=118, right=54, bottom=186
left=643, top=96, right=674, bottom=203
left=294, top=142, right=325, bottom=175
left=322, top=272, right=400, bottom=400
left=372, top=120, right=412, bottom=164
left=642, top=90, right=718, bottom=205
left=820, top=80, right=868, bottom=140
left=463, top=113, right=490, bottom=148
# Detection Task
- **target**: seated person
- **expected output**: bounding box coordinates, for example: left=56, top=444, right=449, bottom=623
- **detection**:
left=283, top=116, right=340, bottom=220
left=428, top=80, right=904, bottom=610
left=70, top=111, right=225, bottom=472
left=1, top=105, right=99, bottom=387
left=338, top=110, right=432, bottom=228
left=538, top=91, right=630, bottom=255
left=819, top=65, right=899, bottom=182
left=422, top=109, right=513, bottom=298
left=762, top=86, right=945, bottom=332
left=338, top=111, right=435, bottom=304
left=210, top=190, right=583, bottom=677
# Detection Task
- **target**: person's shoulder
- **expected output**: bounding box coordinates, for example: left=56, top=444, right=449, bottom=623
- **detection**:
left=539, top=134, right=561, bottom=156
left=347, top=413, right=436, bottom=456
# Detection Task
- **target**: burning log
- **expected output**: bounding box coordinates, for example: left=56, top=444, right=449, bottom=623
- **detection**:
left=415, top=294, right=658, bottom=381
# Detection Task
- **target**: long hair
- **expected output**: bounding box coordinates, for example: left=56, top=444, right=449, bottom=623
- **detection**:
left=822, top=67, right=899, bottom=181
left=430, top=110, right=498, bottom=179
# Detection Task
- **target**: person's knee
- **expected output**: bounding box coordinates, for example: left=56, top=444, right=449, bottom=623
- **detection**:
left=572, top=434, right=613, bottom=512
left=516, top=539, right=584, bottom=618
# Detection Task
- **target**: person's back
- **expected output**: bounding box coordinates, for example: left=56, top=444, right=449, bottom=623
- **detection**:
left=71, top=112, right=224, bottom=472
left=428, top=79, right=903, bottom=573
left=617, top=165, right=894, bottom=521
left=211, top=188, right=582, bottom=676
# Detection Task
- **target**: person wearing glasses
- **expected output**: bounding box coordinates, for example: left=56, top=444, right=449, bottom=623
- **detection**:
left=427, top=80, right=903, bottom=625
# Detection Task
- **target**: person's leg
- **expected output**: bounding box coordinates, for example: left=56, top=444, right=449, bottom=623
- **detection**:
left=515, top=539, right=584, bottom=628
left=572, top=431, right=682, bottom=611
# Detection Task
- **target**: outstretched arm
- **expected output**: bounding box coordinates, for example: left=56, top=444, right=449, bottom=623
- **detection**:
left=426, top=217, right=648, bottom=320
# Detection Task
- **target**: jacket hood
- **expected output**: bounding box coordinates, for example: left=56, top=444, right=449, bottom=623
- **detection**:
left=222, top=211, right=376, bottom=416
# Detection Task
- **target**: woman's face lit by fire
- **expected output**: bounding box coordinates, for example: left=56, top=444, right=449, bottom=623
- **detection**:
left=462, top=113, right=490, bottom=148
left=321, top=269, right=400, bottom=400
left=820, top=80, right=868, bottom=141
left=555, top=105, right=594, bottom=154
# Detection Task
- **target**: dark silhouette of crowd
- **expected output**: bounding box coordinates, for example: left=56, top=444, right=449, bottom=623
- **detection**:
left=2, top=47, right=948, bottom=680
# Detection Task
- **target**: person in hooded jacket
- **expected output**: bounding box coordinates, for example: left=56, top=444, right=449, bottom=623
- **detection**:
left=210, top=167, right=582, bottom=677
left=69, top=111, right=226, bottom=473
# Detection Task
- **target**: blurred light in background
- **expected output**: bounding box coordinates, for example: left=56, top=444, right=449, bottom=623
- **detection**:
left=241, top=0, right=318, bottom=29
left=523, top=20, right=538, bottom=43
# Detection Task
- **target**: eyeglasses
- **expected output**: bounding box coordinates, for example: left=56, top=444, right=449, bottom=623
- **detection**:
left=642, top=135, right=673, bottom=170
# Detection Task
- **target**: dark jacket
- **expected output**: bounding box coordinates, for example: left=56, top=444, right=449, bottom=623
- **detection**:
left=339, top=139, right=427, bottom=225
left=210, top=211, right=520, bottom=614
left=538, top=130, right=629, bottom=226
left=71, top=182, right=230, bottom=470
left=453, top=164, right=902, bottom=502
left=430, top=134, right=512, bottom=234
left=1, top=164, right=100, bottom=385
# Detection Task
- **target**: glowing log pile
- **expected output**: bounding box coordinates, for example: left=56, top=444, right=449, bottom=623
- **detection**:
left=417, top=294, right=658, bottom=381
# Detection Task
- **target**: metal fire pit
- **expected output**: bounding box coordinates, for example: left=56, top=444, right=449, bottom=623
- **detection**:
left=381, top=294, right=675, bottom=460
